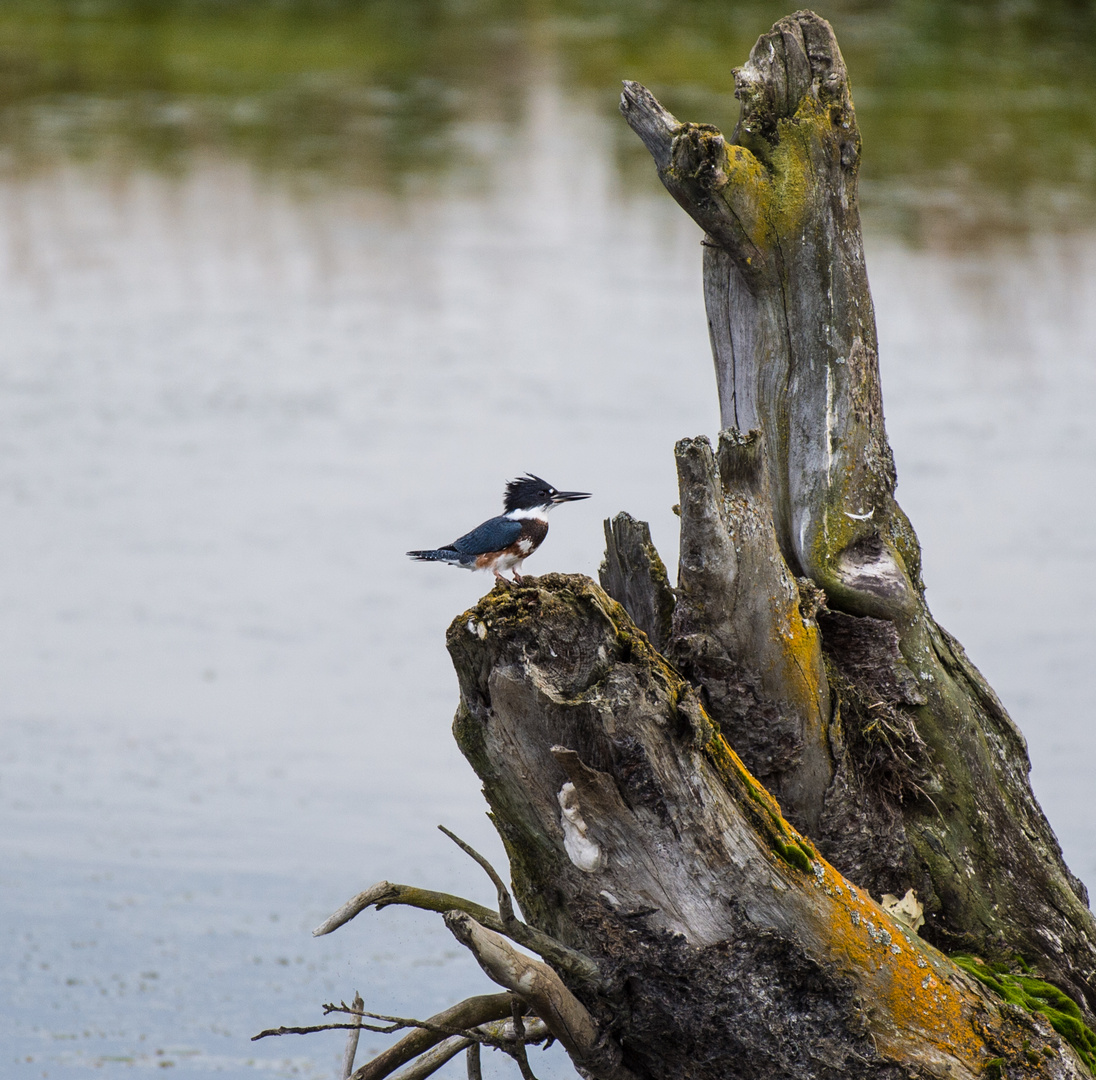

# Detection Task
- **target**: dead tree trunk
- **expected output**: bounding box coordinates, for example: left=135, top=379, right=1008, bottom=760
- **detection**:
left=299, top=10, right=1096, bottom=1080
left=618, top=7, right=1096, bottom=1024
left=446, top=576, right=1090, bottom=1079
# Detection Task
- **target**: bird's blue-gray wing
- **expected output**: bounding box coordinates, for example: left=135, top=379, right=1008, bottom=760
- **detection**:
left=451, top=516, right=522, bottom=556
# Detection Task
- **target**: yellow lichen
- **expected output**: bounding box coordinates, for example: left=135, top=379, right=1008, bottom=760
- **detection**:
left=717, top=140, right=774, bottom=249
left=801, top=855, right=987, bottom=1066
left=695, top=695, right=989, bottom=1068
left=773, top=597, right=826, bottom=715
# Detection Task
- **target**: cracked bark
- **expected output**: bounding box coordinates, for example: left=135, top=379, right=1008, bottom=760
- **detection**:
left=448, top=575, right=1088, bottom=1079
left=318, top=10, right=1096, bottom=1080
left=615, top=2, right=1096, bottom=1029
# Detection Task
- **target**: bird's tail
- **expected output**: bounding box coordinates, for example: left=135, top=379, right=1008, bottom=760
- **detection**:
left=407, top=547, right=462, bottom=564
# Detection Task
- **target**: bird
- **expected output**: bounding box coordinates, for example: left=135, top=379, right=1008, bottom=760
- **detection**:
left=407, top=473, right=590, bottom=585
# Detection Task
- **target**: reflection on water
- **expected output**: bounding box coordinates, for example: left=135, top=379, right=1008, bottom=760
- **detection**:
left=1, top=6, right=1095, bottom=1080
left=1, top=1, right=1095, bottom=238
left=0, top=82, right=717, bottom=1079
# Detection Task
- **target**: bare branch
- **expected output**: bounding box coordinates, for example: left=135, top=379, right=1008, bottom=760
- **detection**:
left=314, top=880, right=601, bottom=985
left=322, top=1001, right=546, bottom=1050
left=349, top=993, right=513, bottom=1080
left=320, top=1008, right=515, bottom=1048
left=387, top=1019, right=550, bottom=1080
left=312, top=881, right=496, bottom=937
left=509, top=999, right=538, bottom=1080
left=355, top=1012, right=512, bottom=1044
left=618, top=80, right=679, bottom=171
left=385, top=1035, right=471, bottom=1080
left=480, top=1016, right=548, bottom=1046
left=466, top=1043, right=482, bottom=1080
left=443, top=913, right=596, bottom=1053
left=438, top=824, right=517, bottom=926
left=444, top=912, right=636, bottom=1080
left=324, top=1000, right=363, bottom=1016
left=343, top=991, right=364, bottom=1079
left=252, top=1021, right=393, bottom=1041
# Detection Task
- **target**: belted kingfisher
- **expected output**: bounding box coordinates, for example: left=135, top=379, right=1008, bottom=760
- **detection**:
left=407, top=474, right=590, bottom=585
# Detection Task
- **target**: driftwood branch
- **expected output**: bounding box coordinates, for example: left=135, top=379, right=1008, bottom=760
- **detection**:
left=443, top=911, right=634, bottom=1080
left=252, top=1021, right=386, bottom=1040
left=385, top=1018, right=550, bottom=1080
left=252, top=995, right=539, bottom=1051
left=313, top=880, right=492, bottom=936
left=347, top=994, right=514, bottom=1080
left=258, top=985, right=549, bottom=1080
left=438, top=824, right=518, bottom=927
left=466, top=1043, right=482, bottom=1080
left=313, top=879, right=599, bottom=985
left=344, top=990, right=365, bottom=1079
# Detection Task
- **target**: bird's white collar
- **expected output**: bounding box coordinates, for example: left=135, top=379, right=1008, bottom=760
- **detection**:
left=506, top=506, right=551, bottom=522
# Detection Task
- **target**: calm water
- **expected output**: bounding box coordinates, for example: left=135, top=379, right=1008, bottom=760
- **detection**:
left=2, top=5, right=1095, bottom=1079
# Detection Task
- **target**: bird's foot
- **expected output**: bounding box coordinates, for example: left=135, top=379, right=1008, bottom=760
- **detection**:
left=512, top=571, right=524, bottom=585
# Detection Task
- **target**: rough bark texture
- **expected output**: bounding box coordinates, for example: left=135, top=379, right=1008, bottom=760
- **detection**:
left=448, top=576, right=1087, bottom=1080
left=314, top=11, right=1096, bottom=1080
left=667, top=430, right=832, bottom=835
left=599, top=513, right=675, bottom=653
left=618, top=7, right=1096, bottom=1024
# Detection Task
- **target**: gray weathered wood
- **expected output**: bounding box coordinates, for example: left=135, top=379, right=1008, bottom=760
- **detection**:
left=446, top=575, right=1088, bottom=1080
left=622, top=9, right=1096, bottom=1021
left=599, top=512, right=675, bottom=653
left=620, top=15, right=911, bottom=621
left=669, top=430, right=831, bottom=834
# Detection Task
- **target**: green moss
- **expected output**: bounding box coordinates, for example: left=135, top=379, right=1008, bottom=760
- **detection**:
left=953, top=955, right=1096, bottom=1072
left=697, top=710, right=829, bottom=884
left=774, top=838, right=814, bottom=874
left=983, top=1059, right=1004, bottom=1079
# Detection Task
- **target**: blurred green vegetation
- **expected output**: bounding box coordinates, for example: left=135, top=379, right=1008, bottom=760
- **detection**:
left=1, top=0, right=1094, bottom=239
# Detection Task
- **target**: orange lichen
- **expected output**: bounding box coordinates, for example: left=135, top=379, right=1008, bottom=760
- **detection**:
left=800, top=856, right=986, bottom=1064
left=700, top=711, right=990, bottom=1069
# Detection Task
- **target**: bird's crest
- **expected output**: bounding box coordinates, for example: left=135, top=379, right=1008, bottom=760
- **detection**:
left=503, top=473, right=555, bottom=513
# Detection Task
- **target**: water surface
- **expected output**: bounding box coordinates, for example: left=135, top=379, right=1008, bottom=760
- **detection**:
left=2, top=6, right=1095, bottom=1078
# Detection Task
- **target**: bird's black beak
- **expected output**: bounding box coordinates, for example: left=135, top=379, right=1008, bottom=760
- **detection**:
left=551, top=490, right=591, bottom=504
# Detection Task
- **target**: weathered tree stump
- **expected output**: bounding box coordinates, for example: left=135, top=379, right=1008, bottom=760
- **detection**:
left=445, top=576, right=1090, bottom=1079
left=618, top=8, right=1096, bottom=1023
left=297, top=10, right=1096, bottom=1080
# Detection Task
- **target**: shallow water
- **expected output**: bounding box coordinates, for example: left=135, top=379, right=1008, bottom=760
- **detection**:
left=2, top=11, right=1096, bottom=1080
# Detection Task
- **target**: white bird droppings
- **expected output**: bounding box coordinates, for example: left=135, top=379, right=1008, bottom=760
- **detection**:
left=558, top=782, right=604, bottom=873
